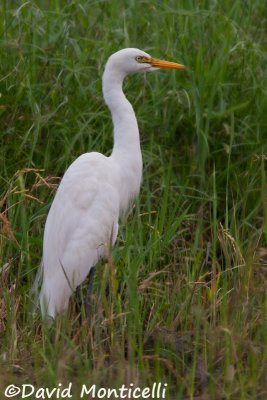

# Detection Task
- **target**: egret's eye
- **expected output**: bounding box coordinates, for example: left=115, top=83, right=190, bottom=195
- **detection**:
left=135, top=56, right=149, bottom=63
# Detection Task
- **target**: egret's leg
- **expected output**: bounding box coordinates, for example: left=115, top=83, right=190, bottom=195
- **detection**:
left=85, top=266, right=96, bottom=318
left=75, top=285, right=83, bottom=316
left=76, top=285, right=82, bottom=303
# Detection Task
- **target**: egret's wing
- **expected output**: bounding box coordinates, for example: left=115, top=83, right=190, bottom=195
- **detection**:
left=39, top=152, right=120, bottom=317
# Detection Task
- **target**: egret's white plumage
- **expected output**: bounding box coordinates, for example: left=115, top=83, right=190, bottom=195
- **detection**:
left=36, top=48, right=185, bottom=318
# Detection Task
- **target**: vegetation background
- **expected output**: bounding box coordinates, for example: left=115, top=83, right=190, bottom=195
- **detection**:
left=0, top=0, right=266, bottom=399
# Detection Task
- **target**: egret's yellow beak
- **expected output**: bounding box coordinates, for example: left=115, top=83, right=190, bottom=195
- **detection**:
left=150, top=58, right=186, bottom=70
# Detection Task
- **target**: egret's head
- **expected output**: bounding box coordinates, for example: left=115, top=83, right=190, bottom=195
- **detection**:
left=106, top=48, right=186, bottom=76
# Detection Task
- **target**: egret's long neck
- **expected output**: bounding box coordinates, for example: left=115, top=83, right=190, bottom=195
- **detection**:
left=103, top=68, right=141, bottom=156
left=102, top=65, right=143, bottom=211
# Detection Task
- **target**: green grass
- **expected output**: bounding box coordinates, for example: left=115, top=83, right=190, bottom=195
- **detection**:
left=1, top=0, right=267, bottom=398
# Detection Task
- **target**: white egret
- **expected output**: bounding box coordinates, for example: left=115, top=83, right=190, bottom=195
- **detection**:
left=36, top=48, right=185, bottom=319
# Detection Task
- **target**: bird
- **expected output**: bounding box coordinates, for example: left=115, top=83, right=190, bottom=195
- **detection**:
left=35, top=48, right=185, bottom=319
